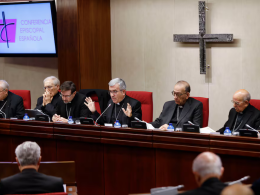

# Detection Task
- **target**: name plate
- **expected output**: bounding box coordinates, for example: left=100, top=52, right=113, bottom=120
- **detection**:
left=105, top=123, right=113, bottom=127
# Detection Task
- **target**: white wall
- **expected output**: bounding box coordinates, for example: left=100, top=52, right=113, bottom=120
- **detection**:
left=111, top=0, right=260, bottom=130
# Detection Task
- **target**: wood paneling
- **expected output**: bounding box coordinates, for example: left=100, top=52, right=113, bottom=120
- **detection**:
left=78, top=0, right=111, bottom=89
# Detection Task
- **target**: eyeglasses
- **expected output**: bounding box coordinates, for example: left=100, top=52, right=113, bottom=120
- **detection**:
left=43, top=85, right=56, bottom=90
left=0, top=89, right=6, bottom=93
left=108, top=90, right=122, bottom=95
left=60, top=93, right=73, bottom=98
left=172, top=91, right=186, bottom=98
left=231, top=100, right=244, bottom=106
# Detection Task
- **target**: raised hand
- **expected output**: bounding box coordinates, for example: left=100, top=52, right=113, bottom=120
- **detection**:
left=84, top=97, right=96, bottom=113
left=122, top=103, right=132, bottom=118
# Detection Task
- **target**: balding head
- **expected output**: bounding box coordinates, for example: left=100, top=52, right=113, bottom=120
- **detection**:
left=0, top=80, right=9, bottom=101
left=232, top=89, right=250, bottom=112
left=172, top=80, right=190, bottom=106
left=221, top=184, right=253, bottom=195
left=192, top=152, right=224, bottom=186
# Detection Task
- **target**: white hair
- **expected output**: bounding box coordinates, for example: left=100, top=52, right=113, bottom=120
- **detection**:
left=108, top=78, right=126, bottom=90
left=192, top=152, right=222, bottom=177
left=0, top=80, right=9, bottom=90
left=43, top=76, right=60, bottom=86
left=244, top=92, right=251, bottom=102
left=15, top=141, right=41, bottom=166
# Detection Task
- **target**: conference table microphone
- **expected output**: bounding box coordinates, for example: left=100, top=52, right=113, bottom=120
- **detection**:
left=95, top=104, right=111, bottom=126
left=245, top=124, right=259, bottom=134
left=188, top=121, right=195, bottom=125
left=0, top=110, right=6, bottom=119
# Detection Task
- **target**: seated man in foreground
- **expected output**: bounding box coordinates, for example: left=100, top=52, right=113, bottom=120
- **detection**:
left=35, top=76, right=61, bottom=117
left=218, top=89, right=260, bottom=134
left=150, top=80, right=203, bottom=130
left=0, top=141, right=64, bottom=194
left=52, top=81, right=91, bottom=123
left=85, top=78, right=142, bottom=127
left=179, top=152, right=227, bottom=195
left=0, top=80, right=24, bottom=119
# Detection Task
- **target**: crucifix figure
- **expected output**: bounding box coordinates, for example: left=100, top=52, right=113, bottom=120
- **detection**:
left=174, top=1, right=233, bottom=74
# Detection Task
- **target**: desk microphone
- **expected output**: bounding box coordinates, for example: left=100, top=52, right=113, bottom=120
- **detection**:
left=228, top=176, right=250, bottom=185
left=188, top=121, right=195, bottom=125
left=0, top=110, right=6, bottom=119
left=36, top=109, right=50, bottom=122
left=95, top=104, right=111, bottom=125
left=245, top=124, right=259, bottom=134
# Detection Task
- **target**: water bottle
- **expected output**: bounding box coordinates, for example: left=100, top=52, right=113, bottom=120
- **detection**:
left=114, top=120, right=121, bottom=128
left=224, top=127, right=231, bottom=136
left=23, top=113, right=29, bottom=121
left=167, top=123, right=175, bottom=131
left=68, top=116, right=74, bottom=124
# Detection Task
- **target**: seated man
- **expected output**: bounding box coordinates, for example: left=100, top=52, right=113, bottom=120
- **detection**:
left=0, top=141, right=64, bottom=194
left=52, top=81, right=91, bottom=123
left=35, top=76, right=61, bottom=117
left=179, top=152, right=227, bottom=195
left=85, top=78, right=142, bottom=126
left=221, top=184, right=253, bottom=195
left=150, top=80, right=203, bottom=130
left=0, top=80, right=24, bottom=119
left=218, top=89, right=260, bottom=134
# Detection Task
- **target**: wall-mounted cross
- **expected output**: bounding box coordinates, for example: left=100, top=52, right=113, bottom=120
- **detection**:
left=174, top=1, right=233, bottom=74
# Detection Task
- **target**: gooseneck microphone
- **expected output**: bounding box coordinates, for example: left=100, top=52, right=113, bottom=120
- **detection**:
left=0, top=110, right=6, bottom=119
left=36, top=109, right=50, bottom=122
left=228, top=176, right=250, bottom=185
left=95, top=104, right=111, bottom=125
left=188, top=121, right=195, bottom=125
left=245, top=124, right=259, bottom=134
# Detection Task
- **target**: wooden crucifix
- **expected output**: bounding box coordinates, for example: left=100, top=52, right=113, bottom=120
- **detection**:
left=174, top=1, right=233, bottom=74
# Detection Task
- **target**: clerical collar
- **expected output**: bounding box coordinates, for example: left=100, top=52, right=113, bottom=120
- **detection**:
left=116, top=96, right=125, bottom=105
left=238, top=104, right=250, bottom=115
left=178, top=105, right=183, bottom=108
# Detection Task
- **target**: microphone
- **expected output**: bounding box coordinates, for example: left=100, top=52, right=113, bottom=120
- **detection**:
left=36, top=109, right=50, bottom=122
left=228, top=176, right=250, bottom=185
left=245, top=124, right=259, bottom=134
left=188, top=121, right=195, bottom=125
left=0, top=110, right=6, bottom=119
left=134, top=117, right=143, bottom=122
left=95, top=104, right=111, bottom=125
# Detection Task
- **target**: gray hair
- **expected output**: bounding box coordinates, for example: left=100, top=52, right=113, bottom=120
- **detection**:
left=244, top=92, right=251, bottom=102
left=0, top=80, right=9, bottom=90
left=192, top=152, right=222, bottom=177
left=108, top=78, right=126, bottom=90
left=15, top=141, right=41, bottom=166
left=43, top=76, right=60, bottom=86
left=176, top=80, right=190, bottom=93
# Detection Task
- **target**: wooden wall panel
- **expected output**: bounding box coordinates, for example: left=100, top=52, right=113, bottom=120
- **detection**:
left=57, top=0, right=81, bottom=89
left=78, top=0, right=111, bottom=90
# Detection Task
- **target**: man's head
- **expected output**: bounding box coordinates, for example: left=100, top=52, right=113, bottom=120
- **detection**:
left=232, top=89, right=250, bottom=113
left=192, top=152, right=224, bottom=187
left=108, top=78, right=126, bottom=104
left=221, top=184, right=253, bottom=195
left=172, top=80, right=190, bottom=106
left=15, top=141, right=42, bottom=171
left=0, top=80, right=9, bottom=101
left=60, top=81, right=76, bottom=104
left=43, top=76, right=60, bottom=97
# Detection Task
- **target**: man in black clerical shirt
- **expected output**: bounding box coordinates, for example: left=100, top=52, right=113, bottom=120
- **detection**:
left=0, top=80, right=24, bottom=119
left=35, top=76, right=61, bottom=117
left=0, top=141, right=64, bottom=194
left=218, top=89, right=260, bottom=134
left=150, top=80, right=203, bottom=130
left=52, top=81, right=91, bottom=123
left=179, top=152, right=227, bottom=195
left=85, top=78, right=142, bottom=126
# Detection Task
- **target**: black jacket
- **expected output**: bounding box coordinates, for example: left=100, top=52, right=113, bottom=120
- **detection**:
left=0, top=169, right=64, bottom=195
left=150, top=97, right=203, bottom=128
left=55, top=92, right=91, bottom=121
left=0, top=91, right=24, bottom=119
left=179, top=178, right=227, bottom=195
left=35, top=92, right=61, bottom=117
left=218, top=104, right=260, bottom=134
left=91, top=95, right=142, bottom=127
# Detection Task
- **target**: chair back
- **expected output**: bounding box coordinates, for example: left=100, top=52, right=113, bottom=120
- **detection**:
left=250, top=99, right=260, bottom=110
left=126, top=91, right=153, bottom=122
left=9, top=90, right=31, bottom=109
left=192, top=97, right=209, bottom=127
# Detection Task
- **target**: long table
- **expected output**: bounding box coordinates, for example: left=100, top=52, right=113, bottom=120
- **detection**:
left=0, top=119, right=260, bottom=195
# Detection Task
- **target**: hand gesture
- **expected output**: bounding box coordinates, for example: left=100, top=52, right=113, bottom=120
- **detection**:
left=159, top=124, right=169, bottom=131
left=122, top=103, right=132, bottom=118
left=59, top=117, right=68, bottom=123
left=84, top=97, right=96, bottom=113
left=52, top=114, right=60, bottom=122
left=44, top=91, right=53, bottom=105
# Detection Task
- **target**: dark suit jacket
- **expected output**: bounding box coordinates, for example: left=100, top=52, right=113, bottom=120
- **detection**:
left=251, top=177, right=260, bottom=195
left=179, top=178, right=227, bottom=195
left=0, top=91, right=25, bottom=119
left=218, top=104, right=260, bottom=134
left=0, top=168, right=64, bottom=195
left=79, top=89, right=111, bottom=113
left=35, top=92, right=61, bottom=117
left=91, top=95, right=142, bottom=127
left=150, top=97, right=203, bottom=128
left=55, top=92, right=91, bottom=121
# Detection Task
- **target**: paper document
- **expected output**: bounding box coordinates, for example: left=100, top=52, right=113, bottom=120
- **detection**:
left=200, top=127, right=216, bottom=134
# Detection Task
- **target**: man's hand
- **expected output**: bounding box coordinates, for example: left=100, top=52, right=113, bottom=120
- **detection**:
left=44, top=91, right=53, bottom=105
left=52, top=114, right=60, bottom=122
left=84, top=97, right=96, bottom=113
left=159, top=124, right=169, bottom=131
left=58, top=117, right=68, bottom=123
left=122, top=103, right=132, bottom=118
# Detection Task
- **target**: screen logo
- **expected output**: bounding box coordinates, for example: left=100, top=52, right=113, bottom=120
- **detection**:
left=0, top=12, right=16, bottom=48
